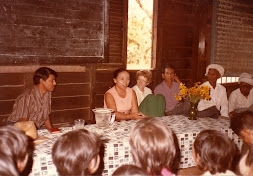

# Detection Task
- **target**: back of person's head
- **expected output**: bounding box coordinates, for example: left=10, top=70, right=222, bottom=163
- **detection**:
left=230, top=111, right=253, bottom=136
left=113, top=68, right=128, bottom=79
left=130, top=117, right=176, bottom=175
left=136, top=70, right=152, bottom=83
left=0, top=151, right=19, bottom=176
left=193, top=130, right=236, bottom=174
left=33, top=67, right=57, bottom=85
left=0, top=125, right=29, bottom=172
left=112, top=164, right=148, bottom=176
left=161, top=63, right=175, bottom=74
left=52, top=129, right=101, bottom=176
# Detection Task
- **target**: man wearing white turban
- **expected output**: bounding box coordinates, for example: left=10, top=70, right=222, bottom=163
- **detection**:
left=229, top=73, right=253, bottom=116
left=197, top=64, right=229, bottom=118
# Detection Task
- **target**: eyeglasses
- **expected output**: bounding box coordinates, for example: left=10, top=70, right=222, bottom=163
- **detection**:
left=137, top=79, right=148, bottom=83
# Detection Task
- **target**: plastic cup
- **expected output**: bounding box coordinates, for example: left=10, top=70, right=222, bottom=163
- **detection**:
left=74, top=119, right=85, bottom=130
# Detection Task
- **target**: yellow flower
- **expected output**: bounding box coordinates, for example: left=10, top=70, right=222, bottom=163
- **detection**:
left=175, top=94, right=182, bottom=101
left=175, top=82, right=210, bottom=103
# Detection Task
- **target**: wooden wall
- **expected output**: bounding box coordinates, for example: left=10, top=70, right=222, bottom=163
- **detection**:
left=156, top=0, right=213, bottom=86
left=0, top=0, right=214, bottom=125
left=0, top=0, right=109, bottom=64
left=0, top=0, right=127, bottom=125
left=0, top=66, right=90, bottom=125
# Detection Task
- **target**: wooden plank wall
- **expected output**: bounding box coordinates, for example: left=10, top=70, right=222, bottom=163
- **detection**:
left=0, top=0, right=108, bottom=64
left=92, top=0, right=127, bottom=109
left=0, top=72, right=25, bottom=125
left=50, top=70, right=91, bottom=124
left=0, top=0, right=214, bottom=126
left=0, top=0, right=126, bottom=125
left=156, top=0, right=212, bottom=86
left=0, top=66, right=90, bottom=126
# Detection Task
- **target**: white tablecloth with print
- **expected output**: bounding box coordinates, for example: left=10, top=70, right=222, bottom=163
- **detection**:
left=30, top=115, right=242, bottom=176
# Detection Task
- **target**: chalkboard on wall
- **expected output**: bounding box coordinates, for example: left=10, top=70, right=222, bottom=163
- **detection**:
left=211, top=0, right=253, bottom=76
left=0, top=0, right=109, bottom=65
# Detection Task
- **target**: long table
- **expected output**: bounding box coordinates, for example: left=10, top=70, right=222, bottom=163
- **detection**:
left=30, top=115, right=242, bottom=176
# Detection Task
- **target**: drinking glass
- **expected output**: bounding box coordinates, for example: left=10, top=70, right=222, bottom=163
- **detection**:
left=74, top=119, right=85, bottom=130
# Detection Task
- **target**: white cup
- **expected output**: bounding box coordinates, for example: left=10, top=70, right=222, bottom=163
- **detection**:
left=74, top=119, right=85, bottom=130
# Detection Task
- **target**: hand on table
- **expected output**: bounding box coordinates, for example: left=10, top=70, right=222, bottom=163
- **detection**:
left=132, top=112, right=146, bottom=120
left=218, top=115, right=230, bottom=120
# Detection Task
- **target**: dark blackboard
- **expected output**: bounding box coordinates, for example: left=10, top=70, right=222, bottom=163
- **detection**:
left=211, top=0, right=253, bottom=76
left=0, top=0, right=109, bottom=65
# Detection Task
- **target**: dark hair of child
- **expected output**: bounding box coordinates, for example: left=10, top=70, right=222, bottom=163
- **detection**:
left=230, top=111, right=253, bottom=136
left=112, top=164, right=149, bottom=176
left=0, top=125, right=29, bottom=173
left=0, top=151, right=19, bottom=176
left=52, top=129, right=101, bottom=176
left=193, top=130, right=236, bottom=175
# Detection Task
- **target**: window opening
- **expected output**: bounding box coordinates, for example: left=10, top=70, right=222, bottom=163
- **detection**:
left=217, top=77, right=239, bottom=84
left=127, top=0, right=153, bottom=70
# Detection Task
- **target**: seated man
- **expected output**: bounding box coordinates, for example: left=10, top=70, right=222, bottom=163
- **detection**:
left=154, top=64, right=188, bottom=116
left=197, top=64, right=229, bottom=118
left=7, top=67, right=57, bottom=130
left=229, top=73, right=253, bottom=117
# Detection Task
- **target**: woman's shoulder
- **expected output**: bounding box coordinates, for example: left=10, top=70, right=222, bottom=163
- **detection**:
left=132, top=85, right=138, bottom=91
left=144, top=86, right=152, bottom=93
left=106, top=86, right=115, bottom=94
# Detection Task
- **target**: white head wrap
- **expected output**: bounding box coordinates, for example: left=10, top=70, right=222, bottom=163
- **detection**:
left=238, top=73, right=253, bottom=86
left=205, top=64, right=225, bottom=77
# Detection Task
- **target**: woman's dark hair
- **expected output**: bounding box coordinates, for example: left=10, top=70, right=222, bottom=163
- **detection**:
left=230, top=111, right=253, bottom=136
left=112, top=164, right=148, bottom=176
left=113, top=68, right=128, bottom=79
left=33, top=67, right=57, bottom=85
left=52, top=129, right=101, bottom=176
left=193, top=130, right=236, bottom=174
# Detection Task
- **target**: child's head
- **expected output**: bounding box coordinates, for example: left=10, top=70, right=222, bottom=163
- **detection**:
left=136, top=70, right=152, bottom=89
left=0, top=125, right=29, bottom=173
left=230, top=111, right=253, bottom=145
left=112, top=164, right=148, bottom=176
left=130, top=118, right=176, bottom=175
left=52, top=129, right=101, bottom=176
left=193, top=130, right=236, bottom=174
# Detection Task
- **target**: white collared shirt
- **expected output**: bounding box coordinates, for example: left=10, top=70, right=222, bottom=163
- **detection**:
left=197, top=81, right=229, bottom=117
left=132, top=85, right=152, bottom=106
left=229, top=88, right=253, bottom=113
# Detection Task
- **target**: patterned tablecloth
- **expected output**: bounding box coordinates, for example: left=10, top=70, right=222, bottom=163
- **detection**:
left=30, top=115, right=242, bottom=176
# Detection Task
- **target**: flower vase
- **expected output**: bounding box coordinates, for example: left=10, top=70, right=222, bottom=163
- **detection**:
left=188, top=102, right=197, bottom=120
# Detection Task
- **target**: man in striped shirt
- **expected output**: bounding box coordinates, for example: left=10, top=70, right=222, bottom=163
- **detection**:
left=8, top=67, right=57, bottom=130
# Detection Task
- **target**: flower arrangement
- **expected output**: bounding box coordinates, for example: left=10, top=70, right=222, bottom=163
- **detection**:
left=175, top=82, right=211, bottom=104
